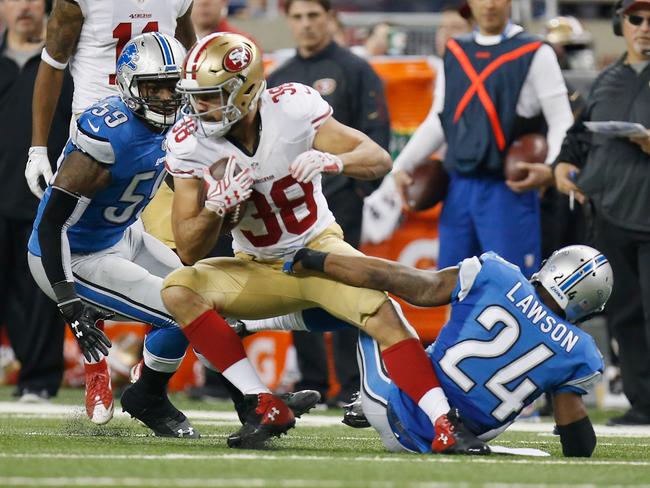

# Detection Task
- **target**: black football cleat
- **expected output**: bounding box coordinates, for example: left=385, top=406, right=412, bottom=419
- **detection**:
left=342, top=391, right=371, bottom=428
left=121, top=384, right=200, bottom=439
left=279, top=390, right=321, bottom=418
left=227, top=393, right=295, bottom=449
left=431, top=408, right=490, bottom=455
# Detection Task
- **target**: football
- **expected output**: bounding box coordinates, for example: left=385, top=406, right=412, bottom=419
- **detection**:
left=504, top=133, right=548, bottom=182
left=199, top=156, right=248, bottom=232
left=405, top=158, right=449, bottom=211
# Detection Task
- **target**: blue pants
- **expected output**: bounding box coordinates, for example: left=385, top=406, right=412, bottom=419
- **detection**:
left=439, top=173, right=541, bottom=278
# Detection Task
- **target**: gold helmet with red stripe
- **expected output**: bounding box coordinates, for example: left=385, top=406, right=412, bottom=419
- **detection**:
left=177, top=32, right=265, bottom=137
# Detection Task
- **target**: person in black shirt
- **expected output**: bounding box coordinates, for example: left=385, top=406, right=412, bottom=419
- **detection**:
left=0, top=0, right=72, bottom=401
left=554, top=0, right=650, bottom=426
left=267, top=0, right=390, bottom=407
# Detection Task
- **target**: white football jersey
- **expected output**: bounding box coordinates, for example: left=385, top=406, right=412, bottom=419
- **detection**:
left=166, top=83, right=336, bottom=260
left=69, top=0, right=193, bottom=114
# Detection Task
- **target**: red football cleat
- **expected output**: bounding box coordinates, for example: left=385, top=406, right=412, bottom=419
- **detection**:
left=431, top=408, right=490, bottom=455
left=84, top=358, right=114, bottom=425
left=227, top=393, right=296, bottom=449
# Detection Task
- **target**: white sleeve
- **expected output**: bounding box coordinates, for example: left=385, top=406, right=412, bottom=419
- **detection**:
left=281, top=85, right=333, bottom=131
left=540, top=91, right=573, bottom=164
left=518, top=45, right=573, bottom=164
left=164, top=118, right=203, bottom=179
left=528, top=44, right=569, bottom=101
left=393, top=103, right=446, bottom=173
left=456, top=256, right=482, bottom=301
left=430, top=56, right=446, bottom=114
left=70, top=122, right=116, bottom=165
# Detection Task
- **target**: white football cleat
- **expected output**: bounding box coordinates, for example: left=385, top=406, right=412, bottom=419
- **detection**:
left=84, top=359, right=114, bottom=425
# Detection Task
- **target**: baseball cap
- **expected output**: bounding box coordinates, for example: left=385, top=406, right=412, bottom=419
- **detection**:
left=621, top=0, right=650, bottom=14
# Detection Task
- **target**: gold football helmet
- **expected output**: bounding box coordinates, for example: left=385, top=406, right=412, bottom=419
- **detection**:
left=177, top=32, right=265, bottom=137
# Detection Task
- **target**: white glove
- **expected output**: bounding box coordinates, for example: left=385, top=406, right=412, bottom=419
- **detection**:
left=361, top=174, right=403, bottom=244
left=289, top=150, right=343, bottom=183
left=25, top=146, right=53, bottom=199
left=203, top=156, right=254, bottom=217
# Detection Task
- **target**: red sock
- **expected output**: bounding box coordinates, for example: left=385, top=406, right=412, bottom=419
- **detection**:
left=381, top=338, right=440, bottom=403
left=181, top=309, right=247, bottom=372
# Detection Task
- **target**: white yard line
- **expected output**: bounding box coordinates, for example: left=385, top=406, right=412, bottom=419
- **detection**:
left=0, top=478, right=649, bottom=488
left=1, top=452, right=650, bottom=467
left=2, top=401, right=650, bottom=437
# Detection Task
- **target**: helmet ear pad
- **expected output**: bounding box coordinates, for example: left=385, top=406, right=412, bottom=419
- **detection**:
left=613, top=0, right=624, bottom=36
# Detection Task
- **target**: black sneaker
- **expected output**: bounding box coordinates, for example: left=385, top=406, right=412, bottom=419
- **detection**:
left=431, top=408, right=490, bottom=455
left=121, top=384, right=200, bottom=438
left=227, top=393, right=295, bottom=449
left=279, top=390, right=321, bottom=418
left=606, top=408, right=650, bottom=426
left=342, top=391, right=371, bottom=428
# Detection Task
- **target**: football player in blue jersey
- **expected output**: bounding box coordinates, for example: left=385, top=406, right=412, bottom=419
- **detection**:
left=27, top=32, right=320, bottom=444
left=26, top=32, right=201, bottom=437
left=284, top=244, right=613, bottom=456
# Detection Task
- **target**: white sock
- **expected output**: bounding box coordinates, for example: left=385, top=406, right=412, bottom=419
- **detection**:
left=243, top=312, right=308, bottom=332
left=143, top=345, right=185, bottom=373
left=221, top=357, right=270, bottom=395
left=418, top=387, right=450, bottom=424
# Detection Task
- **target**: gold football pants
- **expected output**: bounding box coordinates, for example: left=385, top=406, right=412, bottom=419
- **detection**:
left=162, top=225, right=388, bottom=327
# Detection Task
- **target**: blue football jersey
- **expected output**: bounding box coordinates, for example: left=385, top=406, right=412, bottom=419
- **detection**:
left=29, top=97, right=168, bottom=255
left=388, top=252, right=604, bottom=453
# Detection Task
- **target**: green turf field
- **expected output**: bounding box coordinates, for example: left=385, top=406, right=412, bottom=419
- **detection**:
left=1, top=386, right=649, bottom=488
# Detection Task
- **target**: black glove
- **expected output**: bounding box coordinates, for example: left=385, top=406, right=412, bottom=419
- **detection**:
left=282, top=247, right=328, bottom=274
left=53, top=281, right=113, bottom=362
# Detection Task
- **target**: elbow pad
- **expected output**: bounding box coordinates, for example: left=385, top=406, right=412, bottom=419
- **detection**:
left=556, top=416, right=596, bottom=457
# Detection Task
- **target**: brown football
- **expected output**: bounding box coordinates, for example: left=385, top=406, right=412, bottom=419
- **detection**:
left=199, top=157, right=248, bottom=232
left=405, top=158, right=449, bottom=211
left=504, top=134, right=548, bottom=182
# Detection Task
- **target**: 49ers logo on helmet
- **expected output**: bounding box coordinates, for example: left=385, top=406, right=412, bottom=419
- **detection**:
left=223, top=45, right=253, bottom=72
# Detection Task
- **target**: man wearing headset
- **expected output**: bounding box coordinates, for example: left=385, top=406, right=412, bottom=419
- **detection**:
left=554, top=0, right=650, bottom=426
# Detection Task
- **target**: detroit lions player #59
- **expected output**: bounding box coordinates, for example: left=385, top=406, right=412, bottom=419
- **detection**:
left=26, top=32, right=202, bottom=438
left=285, top=244, right=612, bottom=457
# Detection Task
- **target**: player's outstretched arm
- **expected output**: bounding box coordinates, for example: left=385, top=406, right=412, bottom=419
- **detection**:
left=552, top=392, right=596, bottom=457
left=288, top=249, right=458, bottom=307
left=313, top=116, right=392, bottom=181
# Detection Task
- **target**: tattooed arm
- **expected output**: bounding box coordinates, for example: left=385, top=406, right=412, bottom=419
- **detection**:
left=290, top=249, right=459, bottom=307
left=31, top=0, right=83, bottom=147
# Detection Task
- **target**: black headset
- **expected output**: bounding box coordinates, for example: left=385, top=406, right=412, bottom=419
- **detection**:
left=613, top=0, right=624, bottom=36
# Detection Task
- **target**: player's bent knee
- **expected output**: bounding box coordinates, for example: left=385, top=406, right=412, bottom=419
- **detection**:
left=364, top=301, right=413, bottom=348
left=161, top=285, right=211, bottom=327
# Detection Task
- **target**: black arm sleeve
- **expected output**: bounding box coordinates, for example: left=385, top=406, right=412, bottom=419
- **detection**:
left=38, top=186, right=89, bottom=296
left=556, top=416, right=596, bottom=457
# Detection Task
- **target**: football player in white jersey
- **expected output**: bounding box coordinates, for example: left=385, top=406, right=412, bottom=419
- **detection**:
left=24, top=0, right=195, bottom=426
left=26, top=0, right=195, bottom=197
left=161, top=32, right=488, bottom=453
